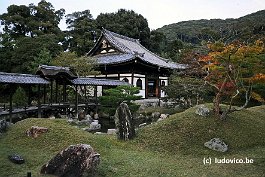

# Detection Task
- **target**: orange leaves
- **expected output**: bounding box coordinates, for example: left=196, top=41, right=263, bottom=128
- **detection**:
left=250, top=73, right=265, bottom=83
left=198, top=55, right=212, bottom=62
left=251, top=92, right=265, bottom=103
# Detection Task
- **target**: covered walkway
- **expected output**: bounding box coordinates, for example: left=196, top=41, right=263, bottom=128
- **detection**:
left=0, top=65, right=129, bottom=122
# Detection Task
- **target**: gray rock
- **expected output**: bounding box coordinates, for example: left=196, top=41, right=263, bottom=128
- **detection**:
left=94, top=132, right=106, bottom=135
left=195, top=105, right=210, bottom=116
left=78, top=110, right=86, bottom=121
left=26, top=126, right=48, bottom=138
left=114, top=103, right=135, bottom=140
left=77, top=119, right=92, bottom=126
left=40, top=144, right=100, bottom=177
left=89, top=120, right=101, bottom=130
left=204, top=138, right=228, bottom=152
left=93, top=113, right=99, bottom=119
left=49, top=115, right=55, bottom=119
left=67, top=118, right=75, bottom=124
left=107, top=129, right=116, bottom=135
left=157, top=118, right=163, bottom=122
left=160, top=114, right=169, bottom=120
left=152, top=112, right=161, bottom=120
left=139, top=123, right=147, bottom=127
left=0, top=119, right=8, bottom=133
left=85, top=114, right=92, bottom=120
left=8, top=154, right=25, bottom=164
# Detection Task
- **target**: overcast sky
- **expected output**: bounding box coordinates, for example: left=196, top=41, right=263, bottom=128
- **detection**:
left=1, top=0, right=265, bottom=30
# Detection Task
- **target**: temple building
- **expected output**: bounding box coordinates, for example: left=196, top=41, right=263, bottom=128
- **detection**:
left=88, top=29, right=185, bottom=98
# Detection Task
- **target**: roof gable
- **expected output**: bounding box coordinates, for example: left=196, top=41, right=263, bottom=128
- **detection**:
left=88, top=29, right=186, bottom=70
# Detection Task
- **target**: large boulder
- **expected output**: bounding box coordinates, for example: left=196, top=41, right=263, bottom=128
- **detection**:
left=26, top=126, right=48, bottom=138
left=114, top=103, right=135, bottom=140
left=204, top=138, right=228, bottom=152
left=40, top=144, right=100, bottom=177
left=195, top=105, right=210, bottom=116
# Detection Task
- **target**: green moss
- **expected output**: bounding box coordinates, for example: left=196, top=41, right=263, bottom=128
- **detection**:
left=0, top=105, right=265, bottom=176
left=136, top=104, right=265, bottom=155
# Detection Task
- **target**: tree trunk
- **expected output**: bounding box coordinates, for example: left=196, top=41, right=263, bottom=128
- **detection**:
left=213, top=92, right=222, bottom=119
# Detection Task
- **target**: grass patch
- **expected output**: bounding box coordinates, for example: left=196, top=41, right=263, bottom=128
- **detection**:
left=135, top=104, right=265, bottom=155
left=0, top=104, right=264, bottom=176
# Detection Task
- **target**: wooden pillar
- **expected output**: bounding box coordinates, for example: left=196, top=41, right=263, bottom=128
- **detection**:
left=75, top=85, right=78, bottom=118
left=27, top=85, right=31, bottom=106
left=131, top=62, right=135, bottom=86
left=63, top=82, right=67, bottom=102
left=50, top=80, right=53, bottom=104
left=131, top=72, right=134, bottom=86
left=9, top=88, right=13, bottom=123
left=37, top=84, right=41, bottom=118
left=43, top=85, right=46, bottom=104
left=94, top=86, right=98, bottom=113
left=145, top=76, right=148, bottom=99
left=84, top=86, right=87, bottom=99
left=55, top=81, right=58, bottom=103
left=156, top=79, right=160, bottom=98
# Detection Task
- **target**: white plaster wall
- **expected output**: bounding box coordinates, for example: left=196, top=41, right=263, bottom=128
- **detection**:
left=106, top=74, right=119, bottom=77
left=159, top=76, right=168, bottom=80
left=120, top=73, right=133, bottom=77
left=134, top=74, right=145, bottom=78
left=136, top=90, right=145, bottom=98
left=97, top=86, right=102, bottom=97
left=134, top=77, right=145, bottom=98
left=119, top=73, right=132, bottom=84
left=160, top=79, right=168, bottom=98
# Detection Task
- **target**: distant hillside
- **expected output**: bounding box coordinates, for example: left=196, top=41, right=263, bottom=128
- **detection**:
left=157, top=10, right=265, bottom=44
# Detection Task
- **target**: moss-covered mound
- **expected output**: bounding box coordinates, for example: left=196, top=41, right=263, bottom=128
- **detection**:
left=136, top=105, right=265, bottom=155
left=0, top=105, right=265, bottom=177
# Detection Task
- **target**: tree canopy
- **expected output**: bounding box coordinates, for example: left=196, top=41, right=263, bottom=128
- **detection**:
left=64, top=10, right=98, bottom=56
left=0, top=0, right=65, bottom=73
left=51, top=51, right=99, bottom=76
left=200, top=40, right=265, bottom=119
left=96, top=9, right=151, bottom=47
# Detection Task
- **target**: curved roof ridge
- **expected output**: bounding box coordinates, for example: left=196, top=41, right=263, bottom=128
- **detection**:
left=103, top=29, right=133, bottom=54
left=103, top=29, right=170, bottom=62
left=103, top=28, right=139, bottom=43
left=103, top=29, right=176, bottom=63
left=96, top=29, right=186, bottom=69
left=134, top=39, right=169, bottom=62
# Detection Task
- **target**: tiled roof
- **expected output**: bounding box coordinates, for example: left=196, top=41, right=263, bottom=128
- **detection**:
left=97, top=53, right=135, bottom=65
left=36, top=65, right=78, bottom=79
left=0, top=72, right=50, bottom=84
left=71, top=77, right=130, bottom=86
left=97, top=29, right=186, bottom=69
